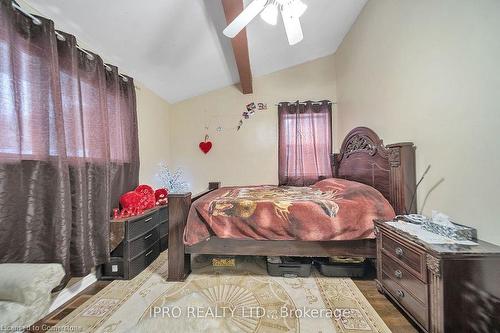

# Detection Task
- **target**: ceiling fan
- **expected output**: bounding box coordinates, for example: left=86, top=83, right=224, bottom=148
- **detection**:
left=223, top=0, right=308, bottom=46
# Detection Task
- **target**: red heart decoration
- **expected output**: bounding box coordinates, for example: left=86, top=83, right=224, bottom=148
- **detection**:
left=199, top=141, right=212, bottom=154
left=119, top=191, right=141, bottom=210
left=135, top=185, right=156, bottom=210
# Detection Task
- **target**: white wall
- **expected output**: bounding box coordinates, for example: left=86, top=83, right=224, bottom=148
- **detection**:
left=170, top=55, right=337, bottom=193
left=136, top=82, right=171, bottom=185
left=335, top=0, right=500, bottom=244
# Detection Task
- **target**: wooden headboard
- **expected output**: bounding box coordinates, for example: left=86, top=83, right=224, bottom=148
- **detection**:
left=331, top=127, right=416, bottom=214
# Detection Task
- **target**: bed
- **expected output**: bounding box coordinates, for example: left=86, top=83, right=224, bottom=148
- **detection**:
left=167, top=127, right=416, bottom=281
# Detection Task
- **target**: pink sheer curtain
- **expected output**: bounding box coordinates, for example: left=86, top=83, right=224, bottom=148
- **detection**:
left=0, top=1, right=139, bottom=276
left=278, top=101, right=332, bottom=186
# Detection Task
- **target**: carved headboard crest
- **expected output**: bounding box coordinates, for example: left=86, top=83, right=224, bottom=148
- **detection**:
left=344, top=134, right=378, bottom=157
left=339, top=127, right=386, bottom=160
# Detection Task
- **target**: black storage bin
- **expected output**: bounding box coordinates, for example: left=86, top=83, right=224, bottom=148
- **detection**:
left=266, top=257, right=312, bottom=278
left=316, top=258, right=368, bottom=278
left=101, top=257, right=124, bottom=278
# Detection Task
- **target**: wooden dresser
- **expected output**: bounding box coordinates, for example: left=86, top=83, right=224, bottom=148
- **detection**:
left=375, top=220, right=500, bottom=332
left=98, top=205, right=168, bottom=280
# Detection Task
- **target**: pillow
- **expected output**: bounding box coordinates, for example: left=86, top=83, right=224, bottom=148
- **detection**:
left=0, top=263, right=65, bottom=304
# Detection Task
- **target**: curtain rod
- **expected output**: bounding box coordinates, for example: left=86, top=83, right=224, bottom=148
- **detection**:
left=275, top=100, right=336, bottom=106
left=11, top=1, right=129, bottom=82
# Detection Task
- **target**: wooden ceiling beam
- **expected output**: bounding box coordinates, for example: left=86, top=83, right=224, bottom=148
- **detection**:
left=221, top=0, right=253, bottom=94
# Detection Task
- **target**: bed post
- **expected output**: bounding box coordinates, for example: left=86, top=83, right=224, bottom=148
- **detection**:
left=387, top=143, right=417, bottom=214
left=331, top=153, right=340, bottom=177
left=167, top=192, right=192, bottom=281
left=209, top=182, right=221, bottom=190
left=167, top=182, right=222, bottom=281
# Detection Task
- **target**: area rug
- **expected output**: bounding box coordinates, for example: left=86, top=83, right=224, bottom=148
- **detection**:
left=49, top=252, right=391, bottom=333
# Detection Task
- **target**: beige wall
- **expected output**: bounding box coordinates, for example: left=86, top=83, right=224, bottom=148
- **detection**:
left=335, top=0, right=500, bottom=244
left=170, top=55, right=337, bottom=193
left=136, top=82, right=171, bottom=185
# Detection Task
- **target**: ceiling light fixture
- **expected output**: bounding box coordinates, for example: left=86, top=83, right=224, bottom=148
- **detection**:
left=260, top=2, right=278, bottom=25
left=223, top=0, right=308, bottom=46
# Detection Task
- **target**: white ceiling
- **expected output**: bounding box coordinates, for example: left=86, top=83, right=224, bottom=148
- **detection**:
left=24, top=0, right=367, bottom=103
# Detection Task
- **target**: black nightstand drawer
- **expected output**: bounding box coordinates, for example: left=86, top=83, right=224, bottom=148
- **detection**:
left=128, top=228, right=159, bottom=259
left=127, top=212, right=158, bottom=239
left=129, top=242, right=160, bottom=278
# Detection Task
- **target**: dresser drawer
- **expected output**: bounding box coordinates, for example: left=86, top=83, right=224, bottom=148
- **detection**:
left=128, top=227, right=159, bottom=259
left=382, top=253, right=427, bottom=304
left=128, top=242, right=160, bottom=279
left=382, top=272, right=429, bottom=331
left=381, top=232, right=426, bottom=281
left=127, top=212, right=158, bottom=240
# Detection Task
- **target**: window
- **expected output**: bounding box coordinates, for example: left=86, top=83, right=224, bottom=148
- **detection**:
left=278, top=101, right=332, bottom=186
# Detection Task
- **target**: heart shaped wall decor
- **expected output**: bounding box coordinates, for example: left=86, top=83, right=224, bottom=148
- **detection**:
left=199, top=141, right=212, bottom=154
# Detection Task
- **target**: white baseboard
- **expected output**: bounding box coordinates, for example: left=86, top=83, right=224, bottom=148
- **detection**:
left=48, top=273, right=97, bottom=313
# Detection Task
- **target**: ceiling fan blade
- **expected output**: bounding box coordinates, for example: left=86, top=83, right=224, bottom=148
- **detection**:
left=223, top=0, right=267, bottom=38
left=281, top=10, right=303, bottom=45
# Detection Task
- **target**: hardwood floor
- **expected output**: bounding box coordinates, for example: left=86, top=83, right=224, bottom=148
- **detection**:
left=27, top=281, right=110, bottom=333
left=354, top=279, right=419, bottom=333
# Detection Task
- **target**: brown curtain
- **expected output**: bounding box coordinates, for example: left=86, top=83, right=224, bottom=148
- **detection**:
left=0, top=1, right=139, bottom=276
left=278, top=101, right=332, bottom=186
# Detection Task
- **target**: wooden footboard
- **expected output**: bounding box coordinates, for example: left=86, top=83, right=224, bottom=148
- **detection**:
left=167, top=182, right=221, bottom=281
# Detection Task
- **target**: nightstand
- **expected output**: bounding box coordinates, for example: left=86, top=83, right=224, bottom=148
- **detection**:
left=98, top=205, right=168, bottom=280
left=375, top=219, right=500, bottom=333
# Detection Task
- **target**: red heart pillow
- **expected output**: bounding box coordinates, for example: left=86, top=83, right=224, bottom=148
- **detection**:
left=119, top=191, right=141, bottom=210
left=199, top=141, right=212, bottom=154
left=135, top=185, right=156, bottom=210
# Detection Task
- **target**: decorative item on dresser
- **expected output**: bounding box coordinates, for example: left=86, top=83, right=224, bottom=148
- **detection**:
left=98, top=206, right=168, bottom=280
left=375, top=220, right=500, bottom=333
left=167, top=127, right=417, bottom=282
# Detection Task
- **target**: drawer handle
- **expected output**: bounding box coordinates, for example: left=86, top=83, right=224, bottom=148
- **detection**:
left=397, top=289, right=405, bottom=298
left=395, top=247, right=404, bottom=257
left=144, top=234, right=152, bottom=240
left=144, top=217, right=153, bottom=223
left=145, top=250, right=153, bottom=257
left=394, top=270, right=402, bottom=279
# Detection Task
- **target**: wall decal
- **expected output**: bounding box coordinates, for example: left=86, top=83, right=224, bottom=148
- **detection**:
left=238, top=101, right=268, bottom=130
left=199, top=102, right=268, bottom=134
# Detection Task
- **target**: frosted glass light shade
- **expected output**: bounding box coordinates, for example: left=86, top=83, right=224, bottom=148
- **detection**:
left=260, top=3, right=278, bottom=25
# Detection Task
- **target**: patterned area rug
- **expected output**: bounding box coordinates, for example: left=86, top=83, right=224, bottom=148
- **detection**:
left=50, top=252, right=391, bottom=333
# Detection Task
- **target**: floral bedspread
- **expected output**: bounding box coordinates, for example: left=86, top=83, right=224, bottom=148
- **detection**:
left=183, top=178, right=395, bottom=246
